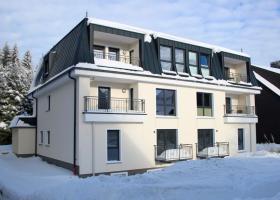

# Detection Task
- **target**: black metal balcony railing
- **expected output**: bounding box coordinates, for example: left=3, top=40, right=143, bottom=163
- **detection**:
left=84, top=96, right=145, bottom=113
left=225, top=72, right=248, bottom=83
left=224, top=105, right=255, bottom=115
left=93, top=51, right=141, bottom=66
left=196, top=142, right=229, bottom=159
left=154, top=144, right=193, bottom=162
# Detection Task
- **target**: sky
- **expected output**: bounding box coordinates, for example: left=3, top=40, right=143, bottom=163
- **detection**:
left=0, top=0, right=280, bottom=68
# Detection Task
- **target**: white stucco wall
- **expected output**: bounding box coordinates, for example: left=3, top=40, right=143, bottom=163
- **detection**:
left=36, top=80, right=74, bottom=165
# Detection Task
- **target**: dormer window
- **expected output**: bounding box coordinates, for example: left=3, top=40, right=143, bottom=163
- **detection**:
left=175, top=48, right=185, bottom=73
left=200, top=54, right=210, bottom=76
left=160, top=46, right=172, bottom=71
left=44, top=59, right=49, bottom=77
left=189, top=52, right=198, bottom=75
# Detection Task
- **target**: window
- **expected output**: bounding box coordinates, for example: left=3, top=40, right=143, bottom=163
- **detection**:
left=93, top=45, right=105, bottom=59
left=129, top=50, right=135, bottom=65
left=156, top=89, right=176, bottom=116
left=108, top=47, right=120, bottom=61
left=200, top=54, right=210, bottom=76
left=189, top=52, right=198, bottom=75
left=156, top=129, right=177, bottom=155
left=47, top=131, right=50, bottom=145
left=160, top=46, right=172, bottom=71
left=40, top=131, right=44, bottom=144
left=197, top=129, right=214, bottom=151
left=175, top=48, right=185, bottom=73
left=197, top=92, right=213, bottom=116
left=46, top=95, right=51, bottom=112
left=98, top=87, right=111, bottom=109
left=225, top=97, right=232, bottom=114
left=43, top=59, right=49, bottom=77
left=107, top=130, right=120, bottom=161
left=238, top=129, right=244, bottom=150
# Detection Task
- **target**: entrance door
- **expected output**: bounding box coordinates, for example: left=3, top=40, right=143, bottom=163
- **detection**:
left=157, top=129, right=177, bottom=155
left=98, top=87, right=111, bottom=109
left=197, top=129, right=214, bottom=151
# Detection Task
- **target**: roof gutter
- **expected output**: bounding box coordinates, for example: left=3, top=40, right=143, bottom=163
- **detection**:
left=68, top=70, right=78, bottom=175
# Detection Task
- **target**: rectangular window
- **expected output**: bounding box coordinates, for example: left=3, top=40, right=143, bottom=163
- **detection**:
left=189, top=52, right=198, bottom=75
left=47, top=95, right=51, bottom=112
left=44, top=59, right=49, bottom=77
left=40, top=131, right=44, bottom=144
left=156, top=89, right=176, bottom=116
left=238, top=129, right=244, bottom=150
left=156, top=129, right=177, bottom=155
left=175, top=48, right=185, bottom=73
left=47, top=131, right=50, bottom=145
left=98, top=87, right=111, bottom=109
left=93, top=45, right=105, bottom=59
left=108, top=47, right=120, bottom=61
left=160, top=46, right=172, bottom=71
left=200, top=54, right=210, bottom=76
left=197, top=129, right=214, bottom=152
left=107, top=130, right=120, bottom=161
left=225, top=97, right=232, bottom=114
left=129, top=50, right=135, bottom=65
left=197, top=92, right=213, bottom=116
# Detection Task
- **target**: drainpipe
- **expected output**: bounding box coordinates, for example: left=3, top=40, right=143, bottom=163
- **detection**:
left=68, top=70, right=77, bottom=175
left=31, top=92, right=38, bottom=156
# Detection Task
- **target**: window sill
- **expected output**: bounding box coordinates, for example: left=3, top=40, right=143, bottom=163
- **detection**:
left=238, top=150, right=246, bottom=153
left=38, top=144, right=43, bottom=146
left=156, top=115, right=178, bottom=119
left=45, top=144, right=50, bottom=147
left=196, top=116, right=215, bottom=119
left=106, top=161, right=122, bottom=164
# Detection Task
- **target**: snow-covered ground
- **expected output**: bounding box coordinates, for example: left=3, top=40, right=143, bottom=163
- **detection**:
left=0, top=144, right=280, bottom=200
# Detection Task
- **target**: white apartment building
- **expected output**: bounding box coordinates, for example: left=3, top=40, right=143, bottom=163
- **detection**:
left=10, top=18, right=261, bottom=176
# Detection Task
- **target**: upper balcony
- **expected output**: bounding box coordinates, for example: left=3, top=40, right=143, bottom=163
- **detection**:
left=93, top=31, right=141, bottom=67
left=224, top=56, right=250, bottom=84
left=224, top=94, right=257, bottom=124
left=83, top=96, right=146, bottom=123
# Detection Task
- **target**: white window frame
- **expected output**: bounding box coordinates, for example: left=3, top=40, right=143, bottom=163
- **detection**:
left=106, top=129, right=122, bottom=164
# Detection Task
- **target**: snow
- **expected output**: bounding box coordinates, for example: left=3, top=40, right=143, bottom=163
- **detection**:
left=94, top=58, right=143, bottom=71
left=257, top=143, right=280, bottom=153
left=0, top=122, right=7, bottom=129
left=253, top=64, right=280, bottom=75
left=1, top=145, right=280, bottom=200
left=9, top=115, right=35, bottom=128
left=253, top=72, right=280, bottom=96
left=0, top=145, right=11, bottom=154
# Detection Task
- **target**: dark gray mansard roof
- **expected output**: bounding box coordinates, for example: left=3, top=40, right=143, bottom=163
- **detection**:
left=33, top=17, right=258, bottom=87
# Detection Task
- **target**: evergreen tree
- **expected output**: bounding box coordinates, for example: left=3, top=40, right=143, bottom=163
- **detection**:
left=0, top=43, right=33, bottom=144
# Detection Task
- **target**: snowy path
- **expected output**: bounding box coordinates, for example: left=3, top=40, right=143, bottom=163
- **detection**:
left=0, top=145, right=280, bottom=200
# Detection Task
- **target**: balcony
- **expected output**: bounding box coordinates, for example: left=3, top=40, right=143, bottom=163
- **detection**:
left=154, top=144, right=193, bottom=162
left=94, top=51, right=141, bottom=67
left=83, top=96, right=146, bottom=123
left=224, top=105, right=258, bottom=124
left=225, top=72, right=248, bottom=83
left=196, top=142, right=229, bottom=159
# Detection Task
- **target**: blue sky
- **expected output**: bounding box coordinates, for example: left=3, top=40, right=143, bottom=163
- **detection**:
left=0, top=0, right=280, bottom=68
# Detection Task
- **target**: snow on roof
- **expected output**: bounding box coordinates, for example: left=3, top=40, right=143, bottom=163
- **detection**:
left=253, top=64, right=280, bottom=75
left=9, top=115, right=36, bottom=128
left=88, top=17, right=249, bottom=57
left=94, top=58, right=143, bottom=71
left=253, top=72, right=280, bottom=96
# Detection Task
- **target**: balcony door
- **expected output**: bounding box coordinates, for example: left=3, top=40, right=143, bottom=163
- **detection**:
left=98, top=87, right=111, bottom=109
left=157, top=129, right=177, bottom=155
left=197, top=129, right=214, bottom=152
left=225, top=97, right=232, bottom=114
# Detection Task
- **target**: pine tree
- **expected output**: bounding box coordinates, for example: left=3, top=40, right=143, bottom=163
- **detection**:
left=1, top=43, right=11, bottom=67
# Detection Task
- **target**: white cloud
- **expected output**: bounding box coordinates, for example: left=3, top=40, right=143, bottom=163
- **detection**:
left=0, top=0, right=279, bottom=66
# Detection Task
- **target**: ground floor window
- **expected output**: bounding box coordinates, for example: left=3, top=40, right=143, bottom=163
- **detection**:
left=156, top=129, right=177, bottom=155
left=238, top=129, right=244, bottom=150
left=197, top=129, right=214, bottom=151
left=107, top=130, right=120, bottom=161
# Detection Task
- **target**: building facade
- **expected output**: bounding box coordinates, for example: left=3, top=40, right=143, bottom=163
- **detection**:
left=13, top=18, right=261, bottom=176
